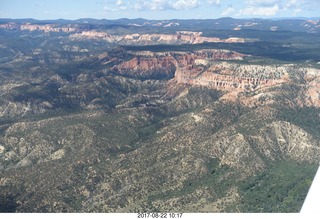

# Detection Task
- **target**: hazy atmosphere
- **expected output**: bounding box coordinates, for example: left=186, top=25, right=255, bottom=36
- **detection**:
left=1, top=0, right=320, bottom=215
left=1, top=0, right=320, bottom=20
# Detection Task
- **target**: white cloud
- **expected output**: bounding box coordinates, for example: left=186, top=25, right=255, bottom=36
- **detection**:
left=172, top=0, right=199, bottom=10
left=207, top=0, right=221, bottom=6
left=104, top=6, right=118, bottom=12
left=116, top=0, right=127, bottom=10
left=116, top=0, right=124, bottom=6
left=238, top=4, right=280, bottom=16
left=103, top=0, right=315, bottom=18
left=283, top=0, right=304, bottom=15
left=134, top=0, right=199, bottom=11
left=221, top=6, right=235, bottom=16
left=294, top=8, right=303, bottom=15
left=234, top=0, right=286, bottom=17
left=245, top=0, right=281, bottom=7
left=104, top=0, right=127, bottom=11
left=134, top=0, right=168, bottom=11
left=245, top=0, right=306, bottom=11
left=285, top=0, right=297, bottom=8
left=235, top=0, right=320, bottom=18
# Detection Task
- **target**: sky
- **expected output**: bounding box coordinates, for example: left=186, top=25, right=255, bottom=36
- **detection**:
left=0, top=0, right=319, bottom=20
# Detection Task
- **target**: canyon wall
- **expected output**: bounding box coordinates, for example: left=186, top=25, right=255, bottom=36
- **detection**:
left=0, top=22, right=78, bottom=32
left=115, top=49, right=320, bottom=107
left=70, top=31, right=247, bottom=45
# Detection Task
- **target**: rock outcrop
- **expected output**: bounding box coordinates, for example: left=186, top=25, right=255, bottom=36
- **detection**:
left=113, top=56, right=176, bottom=80
left=110, top=49, right=320, bottom=108
left=0, top=22, right=78, bottom=32
left=70, top=31, right=248, bottom=45
left=0, top=24, right=320, bottom=213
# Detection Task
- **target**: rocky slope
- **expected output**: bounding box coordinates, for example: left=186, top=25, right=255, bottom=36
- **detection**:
left=70, top=31, right=247, bottom=45
left=112, top=49, right=320, bottom=108
left=2, top=17, right=319, bottom=33
left=0, top=22, right=79, bottom=32
left=0, top=22, right=320, bottom=213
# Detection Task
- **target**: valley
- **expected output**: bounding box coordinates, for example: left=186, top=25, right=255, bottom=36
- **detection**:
left=0, top=18, right=319, bottom=213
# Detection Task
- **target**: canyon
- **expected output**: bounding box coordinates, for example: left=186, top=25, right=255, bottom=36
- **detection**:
left=0, top=18, right=320, bottom=213
left=114, top=49, right=320, bottom=107
left=0, top=22, right=248, bottom=46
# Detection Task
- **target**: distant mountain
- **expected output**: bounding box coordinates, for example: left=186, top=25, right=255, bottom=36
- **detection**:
left=0, top=17, right=319, bottom=213
left=1, top=17, right=319, bottom=33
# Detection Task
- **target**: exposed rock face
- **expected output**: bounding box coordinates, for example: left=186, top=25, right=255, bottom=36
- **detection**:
left=304, top=70, right=320, bottom=107
left=174, top=62, right=287, bottom=92
left=0, top=26, right=320, bottom=213
left=110, top=49, right=320, bottom=108
left=70, top=31, right=248, bottom=45
left=20, top=24, right=77, bottom=32
left=114, top=56, right=176, bottom=80
left=207, top=121, right=320, bottom=171
left=112, top=49, right=319, bottom=108
left=0, top=101, right=53, bottom=117
left=1, top=115, right=96, bottom=168
left=303, top=20, right=320, bottom=33
left=0, top=23, right=78, bottom=32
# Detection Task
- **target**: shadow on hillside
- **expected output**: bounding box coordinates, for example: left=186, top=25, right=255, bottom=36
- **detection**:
left=0, top=194, right=19, bottom=212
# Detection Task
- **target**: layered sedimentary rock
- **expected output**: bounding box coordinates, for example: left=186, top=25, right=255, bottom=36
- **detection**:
left=0, top=23, right=78, bottom=32
left=114, top=56, right=176, bottom=79
left=1, top=18, right=320, bottom=213
left=174, top=62, right=287, bottom=91
left=115, top=49, right=283, bottom=92
left=70, top=31, right=247, bottom=45
left=114, top=49, right=320, bottom=108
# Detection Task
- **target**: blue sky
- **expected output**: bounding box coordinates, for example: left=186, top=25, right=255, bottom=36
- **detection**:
left=1, top=0, right=319, bottom=20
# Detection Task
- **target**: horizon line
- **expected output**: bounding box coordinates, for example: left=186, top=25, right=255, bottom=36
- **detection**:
left=0, top=16, right=320, bottom=22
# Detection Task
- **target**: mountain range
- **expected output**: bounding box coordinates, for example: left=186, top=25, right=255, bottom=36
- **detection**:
left=0, top=17, right=319, bottom=213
